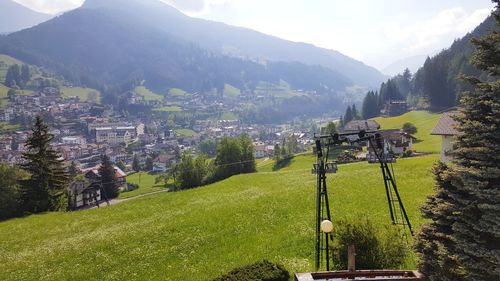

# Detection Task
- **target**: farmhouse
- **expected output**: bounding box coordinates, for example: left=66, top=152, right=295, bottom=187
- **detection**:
left=431, top=112, right=460, bottom=162
left=83, top=165, right=127, bottom=189
left=69, top=181, right=102, bottom=209
left=342, top=120, right=380, bottom=133
left=366, top=129, right=415, bottom=161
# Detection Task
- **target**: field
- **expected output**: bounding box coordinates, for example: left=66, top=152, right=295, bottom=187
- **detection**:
left=153, top=106, right=183, bottom=113
left=134, top=86, right=164, bottom=101
left=120, top=172, right=165, bottom=199
left=0, top=122, right=21, bottom=134
left=168, top=88, right=191, bottom=98
left=0, top=154, right=438, bottom=281
left=175, top=128, right=198, bottom=137
left=60, top=86, right=101, bottom=103
left=373, top=111, right=441, bottom=153
left=223, top=84, right=241, bottom=98
left=219, top=111, right=238, bottom=120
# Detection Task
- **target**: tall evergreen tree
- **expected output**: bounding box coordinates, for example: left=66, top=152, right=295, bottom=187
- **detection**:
left=344, top=105, right=353, bottom=124
left=21, top=64, right=30, bottom=84
left=20, top=116, right=69, bottom=213
left=239, top=134, right=256, bottom=173
left=99, top=154, right=119, bottom=199
left=362, top=91, right=380, bottom=119
left=415, top=4, right=500, bottom=280
left=351, top=104, right=359, bottom=120
left=132, top=154, right=140, bottom=172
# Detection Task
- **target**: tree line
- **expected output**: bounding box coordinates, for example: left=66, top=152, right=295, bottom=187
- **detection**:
left=159, top=134, right=256, bottom=191
left=4, top=64, right=31, bottom=89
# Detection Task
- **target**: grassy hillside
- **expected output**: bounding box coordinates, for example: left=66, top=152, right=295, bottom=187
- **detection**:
left=0, top=54, right=23, bottom=81
left=120, top=172, right=166, bottom=199
left=372, top=111, right=441, bottom=153
left=0, top=154, right=438, bottom=281
left=134, top=86, right=164, bottom=101
left=175, top=128, right=198, bottom=137
left=223, top=84, right=241, bottom=98
left=153, top=106, right=183, bottom=113
left=61, top=86, right=101, bottom=103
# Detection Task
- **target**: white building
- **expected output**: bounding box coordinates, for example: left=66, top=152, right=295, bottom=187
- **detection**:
left=431, top=112, right=460, bottom=162
left=62, top=136, right=86, bottom=145
left=95, top=126, right=137, bottom=144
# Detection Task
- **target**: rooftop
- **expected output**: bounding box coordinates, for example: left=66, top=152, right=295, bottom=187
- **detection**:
left=431, top=112, right=460, bottom=136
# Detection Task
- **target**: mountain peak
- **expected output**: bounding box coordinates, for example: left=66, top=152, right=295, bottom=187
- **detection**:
left=0, top=0, right=52, bottom=33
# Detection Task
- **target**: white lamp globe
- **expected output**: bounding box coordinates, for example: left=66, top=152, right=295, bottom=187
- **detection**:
left=320, top=220, right=333, bottom=233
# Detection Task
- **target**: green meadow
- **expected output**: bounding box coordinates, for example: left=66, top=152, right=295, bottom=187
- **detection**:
left=134, top=86, right=164, bottom=101
left=373, top=111, right=441, bottom=153
left=61, top=86, right=101, bottom=103
left=0, top=154, right=438, bottom=281
left=120, top=172, right=166, bottom=199
left=0, top=111, right=444, bottom=280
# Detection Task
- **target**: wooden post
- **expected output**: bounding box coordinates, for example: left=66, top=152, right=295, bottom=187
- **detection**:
left=348, top=245, right=356, bottom=273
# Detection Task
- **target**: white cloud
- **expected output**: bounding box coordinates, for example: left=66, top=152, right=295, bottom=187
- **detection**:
left=13, top=0, right=83, bottom=14
left=383, top=7, right=491, bottom=52
left=363, top=7, right=492, bottom=68
left=164, top=0, right=235, bottom=16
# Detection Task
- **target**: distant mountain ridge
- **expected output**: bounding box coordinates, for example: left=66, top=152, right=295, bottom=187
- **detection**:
left=82, top=0, right=386, bottom=87
left=0, top=0, right=385, bottom=98
left=0, top=0, right=52, bottom=33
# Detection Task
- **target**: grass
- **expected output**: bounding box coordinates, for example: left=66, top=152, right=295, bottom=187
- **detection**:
left=134, top=86, right=163, bottom=101
left=223, top=84, right=241, bottom=98
left=120, top=172, right=165, bottom=199
left=153, top=106, right=183, bottom=113
left=219, top=111, right=238, bottom=120
left=175, top=128, right=198, bottom=137
left=372, top=111, right=441, bottom=153
left=0, top=154, right=438, bottom=281
left=60, top=86, right=101, bottom=103
left=168, top=88, right=191, bottom=98
left=0, top=122, right=20, bottom=133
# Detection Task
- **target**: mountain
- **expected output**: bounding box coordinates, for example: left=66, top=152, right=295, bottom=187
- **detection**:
left=411, top=13, right=496, bottom=109
left=82, top=0, right=386, bottom=87
left=0, top=0, right=52, bottom=33
left=382, top=55, right=428, bottom=77
left=0, top=0, right=384, bottom=99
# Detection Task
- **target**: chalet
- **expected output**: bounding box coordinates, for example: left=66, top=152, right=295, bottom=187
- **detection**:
left=431, top=112, right=460, bottom=162
left=342, top=120, right=380, bottom=133
left=69, top=181, right=102, bottom=209
left=383, top=100, right=408, bottom=116
left=152, top=154, right=177, bottom=172
left=366, top=129, right=415, bottom=161
left=83, top=165, right=127, bottom=189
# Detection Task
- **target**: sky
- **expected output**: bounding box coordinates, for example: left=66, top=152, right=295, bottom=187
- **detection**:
left=13, top=0, right=495, bottom=72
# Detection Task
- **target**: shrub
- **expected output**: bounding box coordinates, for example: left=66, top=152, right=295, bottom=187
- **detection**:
left=212, top=260, right=289, bottom=281
left=331, top=219, right=408, bottom=270
left=402, top=122, right=417, bottom=134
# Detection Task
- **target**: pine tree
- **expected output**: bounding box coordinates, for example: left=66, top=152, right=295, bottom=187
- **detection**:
left=344, top=105, right=353, bottom=124
left=415, top=4, right=500, bottom=280
left=20, top=116, right=69, bottom=213
left=239, top=134, right=256, bottom=173
left=99, top=154, right=119, bottom=199
left=21, top=64, right=30, bottom=84
left=68, top=161, right=79, bottom=180
left=132, top=154, right=140, bottom=172
left=351, top=104, right=358, bottom=120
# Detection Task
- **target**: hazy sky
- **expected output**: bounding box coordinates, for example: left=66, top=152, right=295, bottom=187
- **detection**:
left=13, top=0, right=495, bottom=70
